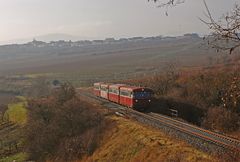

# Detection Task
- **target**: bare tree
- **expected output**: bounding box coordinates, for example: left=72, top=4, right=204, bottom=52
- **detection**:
left=25, top=83, right=106, bottom=161
left=149, top=0, right=240, bottom=54
left=201, top=1, right=240, bottom=54
left=149, top=0, right=185, bottom=8
left=149, top=0, right=185, bottom=15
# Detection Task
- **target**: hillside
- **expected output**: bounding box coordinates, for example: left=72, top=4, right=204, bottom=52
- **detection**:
left=81, top=116, right=216, bottom=162
left=0, top=34, right=227, bottom=77
left=0, top=96, right=27, bottom=162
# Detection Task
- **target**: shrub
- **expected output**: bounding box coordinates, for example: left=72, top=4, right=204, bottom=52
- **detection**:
left=24, top=83, right=106, bottom=161
left=129, top=66, right=240, bottom=132
left=202, top=107, right=239, bottom=133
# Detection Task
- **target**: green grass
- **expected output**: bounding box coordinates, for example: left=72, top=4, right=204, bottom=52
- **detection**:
left=0, top=97, right=28, bottom=161
left=0, top=152, right=28, bottom=162
left=5, top=99, right=27, bottom=125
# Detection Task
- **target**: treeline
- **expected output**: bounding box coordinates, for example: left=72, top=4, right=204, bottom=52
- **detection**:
left=126, top=65, right=240, bottom=133
left=24, top=83, right=107, bottom=162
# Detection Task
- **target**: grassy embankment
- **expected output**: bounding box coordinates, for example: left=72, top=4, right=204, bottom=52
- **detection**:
left=0, top=96, right=28, bottom=162
left=81, top=116, right=217, bottom=162
left=5, top=96, right=27, bottom=125
left=0, top=153, right=28, bottom=162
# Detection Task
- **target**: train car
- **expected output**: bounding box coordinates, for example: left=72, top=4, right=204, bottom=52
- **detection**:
left=119, top=86, right=153, bottom=110
left=93, top=82, right=103, bottom=97
left=100, top=83, right=110, bottom=100
left=108, top=84, right=125, bottom=103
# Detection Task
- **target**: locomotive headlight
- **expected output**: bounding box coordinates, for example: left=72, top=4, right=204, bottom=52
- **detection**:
left=135, top=99, right=138, bottom=102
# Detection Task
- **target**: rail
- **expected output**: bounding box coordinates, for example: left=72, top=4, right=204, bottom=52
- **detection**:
left=77, top=89, right=240, bottom=153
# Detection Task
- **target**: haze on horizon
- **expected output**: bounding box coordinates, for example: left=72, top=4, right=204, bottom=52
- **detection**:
left=0, top=0, right=237, bottom=44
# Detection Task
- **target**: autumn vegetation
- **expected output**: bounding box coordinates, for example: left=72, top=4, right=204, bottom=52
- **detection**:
left=148, top=0, right=240, bottom=137
left=123, top=63, right=240, bottom=134
left=24, top=83, right=108, bottom=162
left=82, top=116, right=215, bottom=162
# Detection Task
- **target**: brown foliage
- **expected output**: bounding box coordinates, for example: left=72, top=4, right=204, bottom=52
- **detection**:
left=147, top=74, right=177, bottom=96
left=127, top=65, right=240, bottom=132
left=55, top=82, right=76, bottom=104
left=221, top=76, right=240, bottom=111
left=202, top=107, right=239, bottom=133
left=0, top=104, right=8, bottom=122
left=202, top=1, right=240, bottom=54
left=27, top=77, right=50, bottom=98
left=149, top=0, right=185, bottom=8
left=24, top=83, right=106, bottom=162
left=179, top=72, right=228, bottom=108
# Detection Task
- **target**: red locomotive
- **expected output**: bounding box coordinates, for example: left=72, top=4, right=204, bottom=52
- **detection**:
left=94, top=83, right=153, bottom=110
left=119, top=86, right=153, bottom=109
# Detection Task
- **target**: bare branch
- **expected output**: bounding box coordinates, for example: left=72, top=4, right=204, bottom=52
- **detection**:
left=149, top=0, right=185, bottom=8
left=202, top=0, right=240, bottom=54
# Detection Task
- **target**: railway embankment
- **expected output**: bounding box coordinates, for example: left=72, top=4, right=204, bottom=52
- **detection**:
left=78, top=89, right=240, bottom=161
left=80, top=116, right=216, bottom=162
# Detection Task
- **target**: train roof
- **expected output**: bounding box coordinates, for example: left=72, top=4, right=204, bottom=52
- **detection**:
left=94, top=82, right=104, bottom=85
left=100, top=83, right=112, bottom=87
left=94, top=82, right=153, bottom=92
left=120, top=86, right=153, bottom=92
left=109, top=84, right=126, bottom=88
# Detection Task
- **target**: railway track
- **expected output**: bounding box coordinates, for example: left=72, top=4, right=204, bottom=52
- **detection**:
left=77, top=89, right=240, bottom=153
left=128, top=110, right=240, bottom=152
left=149, top=112, right=240, bottom=148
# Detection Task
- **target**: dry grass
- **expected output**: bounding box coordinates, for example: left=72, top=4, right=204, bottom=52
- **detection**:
left=0, top=153, right=28, bottom=162
left=5, top=99, right=27, bottom=125
left=80, top=116, right=217, bottom=162
left=229, top=131, right=240, bottom=140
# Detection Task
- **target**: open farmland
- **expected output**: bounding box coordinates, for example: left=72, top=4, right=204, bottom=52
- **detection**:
left=0, top=97, right=27, bottom=162
left=0, top=93, right=16, bottom=106
left=0, top=35, right=231, bottom=78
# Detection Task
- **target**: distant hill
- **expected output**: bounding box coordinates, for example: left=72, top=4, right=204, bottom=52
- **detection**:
left=0, top=33, right=229, bottom=76
left=0, top=33, right=93, bottom=45
left=34, top=33, right=92, bottom=42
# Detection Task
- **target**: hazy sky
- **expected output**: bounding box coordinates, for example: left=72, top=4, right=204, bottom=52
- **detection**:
left=0, top=0, right=238, bottom=42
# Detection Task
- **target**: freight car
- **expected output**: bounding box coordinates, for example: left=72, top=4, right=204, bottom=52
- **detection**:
left=94, top=83, right=153, bottom=110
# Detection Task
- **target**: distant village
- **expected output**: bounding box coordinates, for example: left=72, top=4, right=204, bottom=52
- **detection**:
left=1, top=33, right=200, bottom=48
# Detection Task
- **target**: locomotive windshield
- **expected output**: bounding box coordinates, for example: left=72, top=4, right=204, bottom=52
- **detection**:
left=133, top=91, right=152, bottom=99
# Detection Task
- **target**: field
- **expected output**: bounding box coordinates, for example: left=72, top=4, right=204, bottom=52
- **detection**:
left=0, top=96, right=27, bottom=162
left=0, top=36, right=237, bottom=90
left=0, top=35, right=238, bottom=90
left=0, top=153, right=27, bottom=162
left=0, top=93, right=16, bottom=106
left=0, top=36, right=232, bottom=80
left=5, top=99, right=27, bottom=125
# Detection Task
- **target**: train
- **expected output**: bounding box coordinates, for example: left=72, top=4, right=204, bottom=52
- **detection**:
left=93, top=82, right=153, bottom=110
